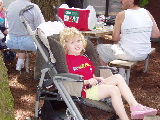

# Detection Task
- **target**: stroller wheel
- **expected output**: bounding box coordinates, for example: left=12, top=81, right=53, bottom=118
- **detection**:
left=3, top=49, right=16, bottom=62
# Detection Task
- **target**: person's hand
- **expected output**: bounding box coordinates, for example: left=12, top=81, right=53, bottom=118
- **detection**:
left=94, top=77, right=105, bottom=84
left=2, top=7, right=6, bottom=12
left=88, top=78, right=99, bottom=86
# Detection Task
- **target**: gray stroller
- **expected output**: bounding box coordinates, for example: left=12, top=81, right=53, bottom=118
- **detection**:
left=20, top=5, right=118, bottom=120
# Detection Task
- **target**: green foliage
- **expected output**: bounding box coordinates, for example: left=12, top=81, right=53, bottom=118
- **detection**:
left=0, top=53, right=15, bottom=120
left=112, top=0, right=119, bottom=4
left=139, top=0, right=149, bottom=8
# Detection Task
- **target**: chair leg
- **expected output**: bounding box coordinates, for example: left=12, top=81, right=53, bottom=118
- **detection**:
left=26, top=53, right=29, bottom=73
left=118, top=68, right=130, bottom=85
left=126, top=69, right=130, bottom=85
left=34, top=68, right=49, bottom=119
left=143, top=55, right=149, bottom=73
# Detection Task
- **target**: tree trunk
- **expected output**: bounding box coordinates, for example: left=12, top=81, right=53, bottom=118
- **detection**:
left=31, top=0, right=64, bottom=21
left=146, top=0, right=160, bottom=29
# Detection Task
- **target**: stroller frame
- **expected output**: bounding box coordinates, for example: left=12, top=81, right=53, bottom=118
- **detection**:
left=20, top=5, right=85, bottom=120
left=20, top=5, right=115, bottom=120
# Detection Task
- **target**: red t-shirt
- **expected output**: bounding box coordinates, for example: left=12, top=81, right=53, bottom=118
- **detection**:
left=66, top=54, right=95, bottom=98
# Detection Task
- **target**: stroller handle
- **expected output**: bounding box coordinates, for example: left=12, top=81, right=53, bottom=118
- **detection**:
left=19, top=5, right=34, bottom=17
left=53, top=6, right=66, bottom=27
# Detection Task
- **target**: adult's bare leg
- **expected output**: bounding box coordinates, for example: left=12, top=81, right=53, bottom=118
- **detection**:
left=99, top=55, right=108, bottom=66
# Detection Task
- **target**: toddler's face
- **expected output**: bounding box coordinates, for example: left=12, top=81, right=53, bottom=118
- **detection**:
left=66, top=34, right=83, bottom=55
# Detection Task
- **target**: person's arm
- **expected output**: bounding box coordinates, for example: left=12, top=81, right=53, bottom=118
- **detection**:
left=84, top=80, right=89, bottom=85
left=147, top=11, right=160, bottom=38
left=84, top=78, right=99, bottom=85
left=84, top=75, right=105, bottom=85
left=112, top=11, right=125, bottom=42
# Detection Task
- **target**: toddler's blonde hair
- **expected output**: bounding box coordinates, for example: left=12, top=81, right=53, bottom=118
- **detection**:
left=59, top=27, right=87, bottom=54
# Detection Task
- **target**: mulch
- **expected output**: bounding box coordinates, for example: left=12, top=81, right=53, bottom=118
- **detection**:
left=4, top=40, right=160, bottom=120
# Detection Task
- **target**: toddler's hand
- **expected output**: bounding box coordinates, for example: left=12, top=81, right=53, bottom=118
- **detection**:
left=88, top=78, right=98, bottom=85
left=94, top=77, right=105, bottom=84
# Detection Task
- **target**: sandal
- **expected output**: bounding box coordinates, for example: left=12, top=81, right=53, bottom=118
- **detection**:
left=130, top=104, right=157, bottom=119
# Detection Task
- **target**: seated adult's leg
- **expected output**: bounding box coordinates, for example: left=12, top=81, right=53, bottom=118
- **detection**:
left=99, top=55, right=108, bottom=66
left=16, top=53, right=25, bottom=71
left=97, top=44, right=117, bottom=65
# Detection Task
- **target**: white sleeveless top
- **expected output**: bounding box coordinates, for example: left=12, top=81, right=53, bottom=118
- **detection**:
left=119, top=8, right=153, bottom=59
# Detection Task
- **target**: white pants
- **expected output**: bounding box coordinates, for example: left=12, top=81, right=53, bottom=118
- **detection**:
left=97, top=44, right=147, bottom=63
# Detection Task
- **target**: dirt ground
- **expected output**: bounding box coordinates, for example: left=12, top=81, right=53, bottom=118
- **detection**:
left=4, top=40, right=160, bottom=120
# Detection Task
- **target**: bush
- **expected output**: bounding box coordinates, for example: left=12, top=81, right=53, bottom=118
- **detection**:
left=0, top=52, right=15, bottom=120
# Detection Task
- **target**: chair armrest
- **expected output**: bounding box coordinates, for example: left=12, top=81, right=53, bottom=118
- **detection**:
left=54, top=73, right=84, bottom=97
left=55, top=73, right=84, bottom=82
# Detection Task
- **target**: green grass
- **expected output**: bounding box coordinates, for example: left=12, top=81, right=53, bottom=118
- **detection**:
left=0, top=52, right=15, bottom=120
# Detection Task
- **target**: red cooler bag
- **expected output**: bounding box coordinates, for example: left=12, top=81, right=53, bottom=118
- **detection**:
left=58, top=5, right=96, bottom=31
left=58, top=8, right=90, bottom=31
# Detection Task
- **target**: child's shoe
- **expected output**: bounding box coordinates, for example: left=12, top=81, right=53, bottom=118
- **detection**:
left=16, top=58, right=25, bottom=71
left=130, top=104, right=157, bottom=119
left=16, top=64, right=24, bottom=71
